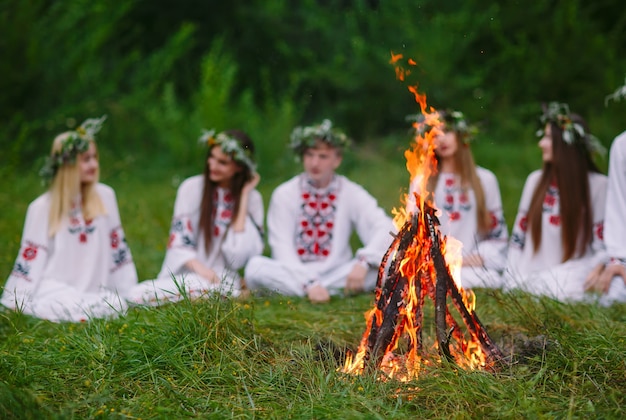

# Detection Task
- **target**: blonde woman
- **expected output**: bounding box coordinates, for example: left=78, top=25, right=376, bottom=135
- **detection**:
left=406, top=110, right=508, bottom=289
left=1, top=117, right=138, bottom=322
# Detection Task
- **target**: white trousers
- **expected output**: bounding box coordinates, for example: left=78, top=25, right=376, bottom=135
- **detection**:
left=244, top=256, right=379, bottom=297
left=503, top=263, right=626, bottom=306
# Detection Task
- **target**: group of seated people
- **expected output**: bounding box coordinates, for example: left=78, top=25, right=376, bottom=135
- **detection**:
left=2, top=97, right=626, bottom=322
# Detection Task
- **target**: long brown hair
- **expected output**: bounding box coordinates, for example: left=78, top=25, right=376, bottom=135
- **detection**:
left=198, top=129, right=255, bottom=253
left=527, top=114, right=600, bottom=261
left=427, top=131, right=491, bottom=234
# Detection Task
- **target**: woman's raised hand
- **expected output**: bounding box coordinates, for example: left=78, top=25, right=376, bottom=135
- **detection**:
left=243, top=172, right=261, bottom=193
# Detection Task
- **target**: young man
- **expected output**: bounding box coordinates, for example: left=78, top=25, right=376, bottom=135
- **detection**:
left=244, top=119, right=395, bottom=303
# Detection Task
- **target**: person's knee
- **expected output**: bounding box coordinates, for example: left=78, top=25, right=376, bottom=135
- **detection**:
left=244, top=256, right=273, bottom=289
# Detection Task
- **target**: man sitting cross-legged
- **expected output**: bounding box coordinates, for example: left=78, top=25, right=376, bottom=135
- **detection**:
left=244, top=119, right=395, bottom=303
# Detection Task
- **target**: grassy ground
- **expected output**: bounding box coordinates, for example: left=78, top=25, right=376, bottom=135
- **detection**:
left=1, top=138, right=624, bottom=418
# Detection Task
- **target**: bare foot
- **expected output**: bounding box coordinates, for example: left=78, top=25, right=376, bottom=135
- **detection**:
left=307, top=284, right=330, bottom=303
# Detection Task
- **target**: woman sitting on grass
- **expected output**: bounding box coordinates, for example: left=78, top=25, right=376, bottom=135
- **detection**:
left=504, top=102, right=608, bottom=302
left=129, top=129, right=263, bottom=304
left=0, top=116, right=138, bottom=322
left=406, top=109, right=509, bottom=289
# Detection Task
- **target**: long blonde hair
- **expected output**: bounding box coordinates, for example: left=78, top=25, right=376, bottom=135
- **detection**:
left=47, top=132, right=106, bottom=236
left=427, top=132, right=490, bottom=234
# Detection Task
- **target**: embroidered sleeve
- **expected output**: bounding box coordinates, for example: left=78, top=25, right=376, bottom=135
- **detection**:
left=588, top=174, right=608, bottom=262
left=471, top=170, right=509, bottom=271
left=2, top=198, right=51, bottom=307
left=167, top=214, right=197, bottom=250
left=509, top=214, right=527, bottom=250
left=486, top=209, right=508, bottom=241
left=10, top=240, right=48, bottom=284
left=99, top=185, right=138, bottom=293
left=222, top=190, right=265, bottom=270
left=350, top=183, right=396, bottom=266
left=110, top=224, right=134, bottom=272
left=157, top=177, right=205, bottom=277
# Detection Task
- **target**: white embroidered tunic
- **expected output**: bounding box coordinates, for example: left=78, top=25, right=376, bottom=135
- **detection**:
left=244, top=174, right=395, bottom=295
left=504, top=170, right=607, bottom=301
left=601, top=130, right=626, bottom=304
left=407, top=167, right=509, bottom=288
left=129, top=175, right=264, bottom=303
left=605, top=131, right=626, bottom=262
left=1, top=184, right=138, bottom=322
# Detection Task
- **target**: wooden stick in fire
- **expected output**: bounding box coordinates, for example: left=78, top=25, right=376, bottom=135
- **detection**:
left=423, top=201, right=504, bottom=367
left=366, top=212, right=419, bottom=364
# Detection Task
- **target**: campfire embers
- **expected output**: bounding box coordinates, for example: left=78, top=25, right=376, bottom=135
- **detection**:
left=341, top=198, right=504, bottom=381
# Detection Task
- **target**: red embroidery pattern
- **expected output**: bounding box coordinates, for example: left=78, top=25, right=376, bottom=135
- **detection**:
left=439, top=174, right=471, bottom=221
left=111, top=230, right=120, bottom=249
left=22, top=246, right=38, bottom=261
left=212, top=189, right=234, bottom=237
left=168, top=214, right=196, bottom=249
left=490, top=212, right=498, bottom=229
left=67, top=206, right=96, bottom=244
left=542, top=184, right=562, bottom=228
left=595, top=222, right=604, bottom=241
left=295, top=176, right=339, bottom=262
left=519, top=216, right=528, bottom=232
left=12, top=241, right=47, bottom=281
left=111, top=225, right=133, bottom=270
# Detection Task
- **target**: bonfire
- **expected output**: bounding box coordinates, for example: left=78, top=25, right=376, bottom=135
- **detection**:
left=340, top=54, right=504, bottom=382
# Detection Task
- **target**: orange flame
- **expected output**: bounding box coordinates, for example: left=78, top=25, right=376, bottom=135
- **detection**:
left=339, top=55, right=496, bottom=382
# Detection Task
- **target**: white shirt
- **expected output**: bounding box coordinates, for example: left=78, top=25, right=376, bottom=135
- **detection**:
left=1, top=183, right=138, bottom=321
left=157, top=175, right=264, bottom=283
left=407, top=167, right=508, bottom=271
left=267, top=174, right=395, bottom=275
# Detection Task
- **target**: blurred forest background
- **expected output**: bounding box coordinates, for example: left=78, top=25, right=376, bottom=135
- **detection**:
left=2, top=0, right=625, bottom=181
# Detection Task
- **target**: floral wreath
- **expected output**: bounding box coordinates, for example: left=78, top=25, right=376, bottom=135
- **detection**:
left=537, top=102, right=605, bottom=155
left=198, top=129, right=256, bottom=172
left=288, top=119, right=351, bottom=156
left=406, top=109, right=478, bottom=143
left=605, top=77, right=626, bottom=106
left=39, top=115, right=107, bottom=182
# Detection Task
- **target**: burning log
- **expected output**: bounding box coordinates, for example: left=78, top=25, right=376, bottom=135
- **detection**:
left=426, top=202, right=504, bottom=366
left=342, top=197, right=504, bottom=381
left=340, top=53, right=504, bottom=381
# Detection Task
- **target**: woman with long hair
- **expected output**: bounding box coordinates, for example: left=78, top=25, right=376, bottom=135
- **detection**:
left=406, top=109, right=508, bottom=289
left=504, top=102, right=607, bottom=301
left=0, top=116, right=138, bottom=322
left=130, top=129, right=263, bottom=304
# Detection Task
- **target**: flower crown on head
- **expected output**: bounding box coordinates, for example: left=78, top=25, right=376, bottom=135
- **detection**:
left=288, top=119, right=351, bottom=155
left=605, top=77, right=626, bottom=106
left=198, top=129, right=256, bottom=172
left=39, top=115, right=107, bottom=183
left=406, top=109, right=478, bottom=143
left=537, top=102, right=605, bottom=155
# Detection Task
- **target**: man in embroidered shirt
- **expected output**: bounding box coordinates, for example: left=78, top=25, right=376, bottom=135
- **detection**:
left=244, top=119, right=395, bottom=303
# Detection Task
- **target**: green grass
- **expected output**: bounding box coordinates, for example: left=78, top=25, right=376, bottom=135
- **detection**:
left=1, top=139, right=625, bottom=419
